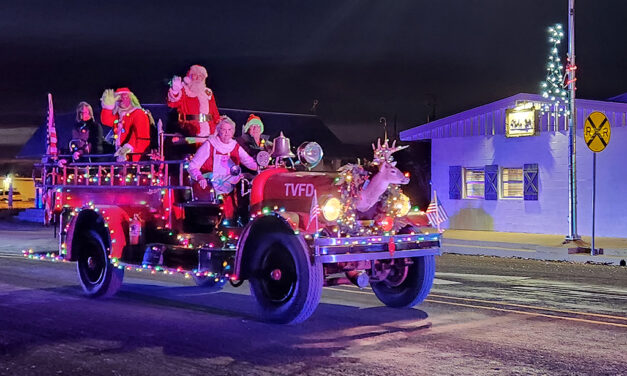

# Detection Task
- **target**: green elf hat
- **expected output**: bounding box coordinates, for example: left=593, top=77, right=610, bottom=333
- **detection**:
left=243, top=114, right=264, bottom=134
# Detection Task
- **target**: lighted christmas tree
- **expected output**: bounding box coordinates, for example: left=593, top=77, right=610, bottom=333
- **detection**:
left=540, top=24, right=569, bottom=115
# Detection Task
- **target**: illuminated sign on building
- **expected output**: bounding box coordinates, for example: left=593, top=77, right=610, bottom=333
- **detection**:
left=506, top=103, right=538, bottom=137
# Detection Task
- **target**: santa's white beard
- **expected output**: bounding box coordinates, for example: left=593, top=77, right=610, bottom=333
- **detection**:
left=185, top=79, right=207, bottom=97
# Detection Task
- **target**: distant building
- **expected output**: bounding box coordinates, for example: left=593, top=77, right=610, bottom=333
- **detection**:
left=400, top=93, right=627, bottom=237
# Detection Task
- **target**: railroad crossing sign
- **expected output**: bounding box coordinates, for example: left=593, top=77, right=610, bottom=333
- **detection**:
left=584, top=112, right=611, bottom=152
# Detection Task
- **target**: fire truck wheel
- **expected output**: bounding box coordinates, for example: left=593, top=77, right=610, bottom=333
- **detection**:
left=248, top=233, right=322, bottom=324
left=192, top=275, right=228, bottom=291
left=76, top=230, right=124, bottom=298
left=370, top=255, right=435, bottom=308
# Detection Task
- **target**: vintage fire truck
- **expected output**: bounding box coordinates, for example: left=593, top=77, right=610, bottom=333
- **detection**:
left=33, top=132, right=441, bottom=324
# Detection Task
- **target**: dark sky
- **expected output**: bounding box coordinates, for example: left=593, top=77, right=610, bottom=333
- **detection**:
left=1, top=0, right=626, bottom=144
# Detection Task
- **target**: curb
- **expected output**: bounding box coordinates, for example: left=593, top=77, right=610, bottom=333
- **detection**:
left=441, top=239, right=627, bottom=266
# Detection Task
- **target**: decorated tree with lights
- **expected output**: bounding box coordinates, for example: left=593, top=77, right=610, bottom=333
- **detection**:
left=540, top=24, right=569, bottom=116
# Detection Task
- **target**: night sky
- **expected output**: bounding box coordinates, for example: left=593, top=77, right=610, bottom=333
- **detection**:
left=1, top=0, right=626, bottom=148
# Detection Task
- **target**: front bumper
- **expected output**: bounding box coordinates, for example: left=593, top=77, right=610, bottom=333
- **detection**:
left=313, top=233, right=441, bottom=263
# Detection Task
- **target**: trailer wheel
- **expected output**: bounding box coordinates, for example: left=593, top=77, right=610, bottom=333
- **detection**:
left=371, top=255, right=435, bottom=308
left=248, top=233, right=322, bottom=324
left=192, top=275, right=228, bottom=292
left=76, top=230, right=124, bottom=298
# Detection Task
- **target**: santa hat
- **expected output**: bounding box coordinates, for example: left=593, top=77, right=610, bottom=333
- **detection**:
left=115, top=87, right=132, bottom=95
left=186, top=65, right=208, bottom=80
left=243, top=114, right=264, bottom=134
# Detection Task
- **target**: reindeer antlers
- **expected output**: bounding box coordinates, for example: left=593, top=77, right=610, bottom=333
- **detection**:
left=371, top=138, right=409, bottom=165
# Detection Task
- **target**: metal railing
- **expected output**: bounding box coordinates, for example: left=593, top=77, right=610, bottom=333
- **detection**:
left=34, top=159, right=190, bottom=191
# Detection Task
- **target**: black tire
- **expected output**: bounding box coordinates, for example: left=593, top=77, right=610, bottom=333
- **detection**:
left=248, top=232, right=322, bottom=324
left=76, top=230, right=124, bottom=298
left=371, top=255, right=435, bottom=308
left=192, top=274, right=228, bottom=292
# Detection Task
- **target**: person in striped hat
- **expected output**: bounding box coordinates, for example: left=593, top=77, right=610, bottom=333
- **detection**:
left=100, top=87, right=151, bottom=161
left=236, top=113, right=272, bottom=160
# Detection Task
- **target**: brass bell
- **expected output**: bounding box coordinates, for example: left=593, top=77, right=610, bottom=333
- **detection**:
left=271, top=131, right=295, bottom=159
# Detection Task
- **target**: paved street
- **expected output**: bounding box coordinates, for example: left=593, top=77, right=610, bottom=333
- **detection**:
left=0, top=223, right=626, bottom=375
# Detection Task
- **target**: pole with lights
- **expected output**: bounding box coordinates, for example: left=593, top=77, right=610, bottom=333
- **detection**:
left=565, top=0, right=580, bottom=241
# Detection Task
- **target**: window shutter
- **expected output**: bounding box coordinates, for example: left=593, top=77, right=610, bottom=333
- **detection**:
left=449, top=165, right=462, bottom=199
left=523, top=163, right=539, bottom=200
left=484, top=165, right=499, bottom=200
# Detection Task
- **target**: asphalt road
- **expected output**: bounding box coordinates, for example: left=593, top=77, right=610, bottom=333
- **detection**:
left=0, top=225, right=626, bottom=376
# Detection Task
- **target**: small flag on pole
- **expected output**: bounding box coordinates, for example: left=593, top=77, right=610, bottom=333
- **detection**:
left=46, top=93, right=58, bottom=160
left=308, top=189, right=321, bottom=231
left=426, top=190, right=448, bottom=228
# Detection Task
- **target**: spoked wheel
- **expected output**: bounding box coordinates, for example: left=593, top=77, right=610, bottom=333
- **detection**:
left=370, top=255, right=435, bottom=308
left=76, top=230, right=124, bottom=298
left=249, top=233, right=322, bottom=324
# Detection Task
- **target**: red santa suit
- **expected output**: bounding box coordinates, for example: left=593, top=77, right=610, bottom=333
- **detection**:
left=167, top=79, right=220, bottom=137
left=188, top=135, right=257, bottom=218
left=101, top=90, right=151, bottom=162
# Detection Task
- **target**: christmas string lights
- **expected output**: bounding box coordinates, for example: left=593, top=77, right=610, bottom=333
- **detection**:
left=22, top=249, right=234, bottom=284
left=540, top=23, right=569, bottom=116
left=332, top=162, right=418, bottom=237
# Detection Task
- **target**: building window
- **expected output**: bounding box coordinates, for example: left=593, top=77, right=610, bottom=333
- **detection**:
left=464, top=168, right=484, bottom=199
left=501, top=168, right=524, bottom=198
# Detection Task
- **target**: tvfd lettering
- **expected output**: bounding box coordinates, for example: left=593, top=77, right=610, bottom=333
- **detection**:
left=284, top=183, right=315, bottom=197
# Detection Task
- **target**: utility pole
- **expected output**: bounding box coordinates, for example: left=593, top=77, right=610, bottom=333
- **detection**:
left=566, top=0, right=580, bottom=241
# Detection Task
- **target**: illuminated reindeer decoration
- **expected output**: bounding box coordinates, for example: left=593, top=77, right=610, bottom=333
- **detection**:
left=355, top=139, right=409, bottom=212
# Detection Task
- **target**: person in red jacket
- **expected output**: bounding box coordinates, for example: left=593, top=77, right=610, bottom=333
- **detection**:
left=167, top=65, right=220, bottom=138
left=100, top=87, right=151, bottom=162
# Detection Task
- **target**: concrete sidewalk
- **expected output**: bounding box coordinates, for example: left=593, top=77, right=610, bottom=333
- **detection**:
left=440, top=229, right=627, bottom=266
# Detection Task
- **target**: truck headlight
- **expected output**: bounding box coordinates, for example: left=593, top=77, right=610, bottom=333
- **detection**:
left=395, top=193, right=411, bottom=217
left=322, top=197, right=341, bottom=221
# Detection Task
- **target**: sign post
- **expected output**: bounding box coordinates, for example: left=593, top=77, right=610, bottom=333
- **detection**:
left=584, top=111, right=611, bottom=255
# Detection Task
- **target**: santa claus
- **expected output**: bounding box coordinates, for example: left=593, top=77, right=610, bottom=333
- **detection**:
left=100, top=87, right=151, bottom=162
left=188, top=116, right=257, bottom=218
left=167, top=65, right=220, bottom=138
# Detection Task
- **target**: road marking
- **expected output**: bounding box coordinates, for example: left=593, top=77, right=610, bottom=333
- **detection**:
left=428, top=293, right=627, bottom=321
left=324, top=286, right=627, bottom=328
left=0, top=254, right=24, bottom=259
left=442, top=243, right=536, bottom=252
left=424, top=299, right=627, bottom=328
left=435, top=272, right=530, bottom=281
left=433, top=278, right=462, bottom=285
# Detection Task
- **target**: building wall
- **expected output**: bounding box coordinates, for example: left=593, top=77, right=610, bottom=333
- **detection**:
left=432, top=127, right=627, bottom=237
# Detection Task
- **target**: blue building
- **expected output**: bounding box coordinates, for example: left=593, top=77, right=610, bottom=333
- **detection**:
left=400, top=93, right=627, bottom=237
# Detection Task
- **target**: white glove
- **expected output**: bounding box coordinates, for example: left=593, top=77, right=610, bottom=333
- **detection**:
left=198, top=178, right=208, bottom=190
left=114, top=144, right=133, bottom=161
left=101, top=89, right=118, bottom=108
left=72, top=151, right=81, bottom=160
left=170, top=76, right=183, bottom=93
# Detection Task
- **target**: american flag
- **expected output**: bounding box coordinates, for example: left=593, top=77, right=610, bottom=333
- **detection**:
left=308, top=189, right=320, bottom=228
left=46, top=93, right=58, bottom=159
left=426, top=190, right=448, bottom=226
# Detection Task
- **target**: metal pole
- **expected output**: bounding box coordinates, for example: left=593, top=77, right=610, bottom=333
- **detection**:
left=591, top=153, right=596, bottom=255
left=566, top=0, right=580, bottom=241
left=8, top=179, right=13, bottom=209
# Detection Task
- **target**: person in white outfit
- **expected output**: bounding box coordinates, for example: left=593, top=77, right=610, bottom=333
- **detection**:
left=187, top=116, right=257, bottom=218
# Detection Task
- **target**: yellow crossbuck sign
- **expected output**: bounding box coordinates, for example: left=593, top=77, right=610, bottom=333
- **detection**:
left=584, top=111, right=611, bottom=152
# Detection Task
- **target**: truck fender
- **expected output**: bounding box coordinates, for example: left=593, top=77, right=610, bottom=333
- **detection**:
left=65, top=205, right=130, bottom=261
left=234, top=214, right=295, bottom=280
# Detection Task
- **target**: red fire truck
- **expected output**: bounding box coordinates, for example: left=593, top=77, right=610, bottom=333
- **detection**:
left=33, top=136, right=440, bottom=324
